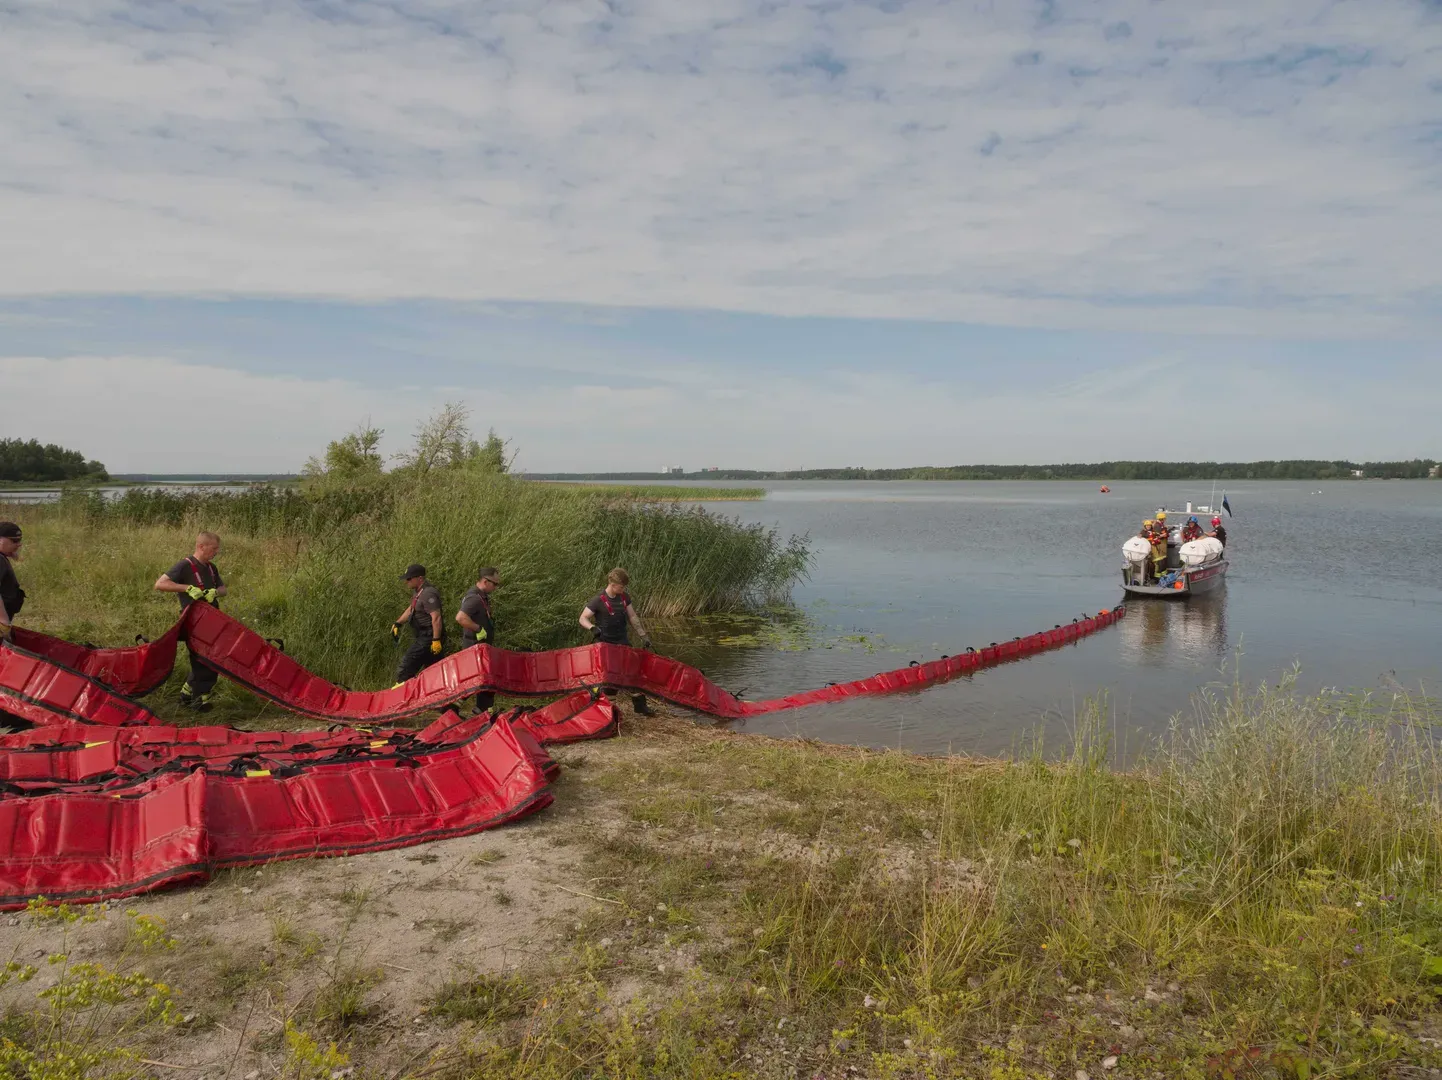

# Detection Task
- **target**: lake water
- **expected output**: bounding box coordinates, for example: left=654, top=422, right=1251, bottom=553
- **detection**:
left=0, top=485, right=254, bottom=504
left=663, top=480, right=1442, bottom=756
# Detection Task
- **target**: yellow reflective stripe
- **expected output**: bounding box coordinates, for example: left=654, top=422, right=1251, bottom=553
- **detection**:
left=244, top=769, right=271, bottom=778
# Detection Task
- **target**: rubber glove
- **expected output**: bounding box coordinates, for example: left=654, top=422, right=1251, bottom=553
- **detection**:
left=185, top=585, right=205, bottom=601
left=0, top=623, right=11, bottom=642
left=590, top=626, right=603, bottom=641
left=202, top=588, right=218, bottom=604
left=641, top=636, right=654, bottom=651
left=476, top=627, right=488, bottom=642
left=391, top=622, right=402, bottom=642
left=430, top=640, right=442, bottom=656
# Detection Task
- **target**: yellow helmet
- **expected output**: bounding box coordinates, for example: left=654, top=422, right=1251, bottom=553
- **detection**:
left=1143, top=519, right=1155, bottom=528
left=1156, top=511, right=1167, bottom=521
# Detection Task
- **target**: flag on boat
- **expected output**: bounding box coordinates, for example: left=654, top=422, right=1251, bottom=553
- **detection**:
left=1222, top=494, right=1233, bottom=517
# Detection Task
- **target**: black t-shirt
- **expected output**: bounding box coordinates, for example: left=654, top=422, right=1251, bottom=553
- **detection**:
left=409, top=582, right=443, bottom=643
left=166, top=557, right=224, bottom=611
left=459, top=585, right=495, bottom=648
left=0, top=552, right=23, bottom=620
left=588, top=590, right=630, bottom=644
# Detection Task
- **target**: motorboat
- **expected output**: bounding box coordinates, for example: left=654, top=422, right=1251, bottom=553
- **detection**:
left=1121, top=501, right=1228, bottom=599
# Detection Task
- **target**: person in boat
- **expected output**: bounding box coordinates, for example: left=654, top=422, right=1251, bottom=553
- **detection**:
left=1147, top=516, right=1169, bottom=580
left=1209, top=516, right=1228, bottom=548
left=154, top=531, right=228, bottom=711
left=580, top=567, right=654, bottom=716
left=392, top=564, right=445, bottom=686
left=1181, top=515, right=1203, bottom=543
left=0, top=521, right=24, bottom=643
left=1136, top=520, right=1159, bottom=582
left=455, top=566, right=500, bottom=715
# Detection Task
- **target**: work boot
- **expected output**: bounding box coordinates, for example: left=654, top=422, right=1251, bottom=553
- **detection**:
left=631, top=694, right=653, bottom=717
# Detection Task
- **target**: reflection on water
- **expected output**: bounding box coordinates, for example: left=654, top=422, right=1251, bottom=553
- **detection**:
left=1117, top=595, right=1228, bottom=668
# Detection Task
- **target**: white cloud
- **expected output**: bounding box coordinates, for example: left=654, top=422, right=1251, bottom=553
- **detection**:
left=5, top=351, right=1434, bottom=473
left=0, top=355, right=435, bottom=473
left=1, top=1, right=1440, bottom=335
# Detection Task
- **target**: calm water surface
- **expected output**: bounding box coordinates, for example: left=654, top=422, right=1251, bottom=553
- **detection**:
left=668, top=480, right=1442, bottom=756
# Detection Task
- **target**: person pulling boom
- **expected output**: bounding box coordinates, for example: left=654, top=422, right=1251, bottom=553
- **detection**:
left=154, top=531, right=228, bottom=711
left=579, top=567, right=654, bottom=716
left=392, top=564, right=445, bottom=686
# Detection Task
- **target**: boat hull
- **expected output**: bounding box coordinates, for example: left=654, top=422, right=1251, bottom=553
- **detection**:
left=1121, top=559, right=1228, bottom=599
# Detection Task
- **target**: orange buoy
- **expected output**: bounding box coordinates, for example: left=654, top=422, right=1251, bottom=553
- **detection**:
left=1099, top=485, right=1110, bottom=493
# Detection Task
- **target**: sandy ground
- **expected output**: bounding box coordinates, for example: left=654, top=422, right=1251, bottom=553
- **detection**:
left=0, top=710, right=702, bottom=1077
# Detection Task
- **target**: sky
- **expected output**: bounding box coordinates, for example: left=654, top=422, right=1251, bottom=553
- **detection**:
left=1, top=0, right=1440, bottom=473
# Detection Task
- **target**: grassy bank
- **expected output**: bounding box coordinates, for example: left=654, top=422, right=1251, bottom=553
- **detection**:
left=0, top=680, right=1438, bottom=1077
left=1, top=475, right=808, bottom=693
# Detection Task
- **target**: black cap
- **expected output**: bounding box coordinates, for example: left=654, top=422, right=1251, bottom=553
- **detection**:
left=0, top=522, right=20, bottom=541
left=401, top=563, right=426, bottom=581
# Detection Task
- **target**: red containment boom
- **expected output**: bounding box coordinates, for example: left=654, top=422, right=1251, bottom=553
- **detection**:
left=4, top=605, right=1124, bottom=725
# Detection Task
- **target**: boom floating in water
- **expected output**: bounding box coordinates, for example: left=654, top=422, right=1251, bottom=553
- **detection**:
left=4, top=603, right=1125, bottom=726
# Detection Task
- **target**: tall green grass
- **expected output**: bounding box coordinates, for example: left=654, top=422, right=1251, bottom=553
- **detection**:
left=281, top=472, right=808, bottom=686
left=728, top=676, right=1442, bottom=1061
left=3, top=474, right=809, bottom=690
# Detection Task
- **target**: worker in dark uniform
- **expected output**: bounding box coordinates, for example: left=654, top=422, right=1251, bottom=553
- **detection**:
left=455, top=566, right=500, bottom=715
left=392, top=564, right=444, bottom=685
left=1209, top=516, right=1228, bottom=549
left=153, top=531, right=228, bottom=711
left=579, top=567, right=654, bottom=716
left=0, top=521, right=25, bottom=643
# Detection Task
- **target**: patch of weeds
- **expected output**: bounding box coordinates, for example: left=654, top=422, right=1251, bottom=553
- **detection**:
left=427, top=971, right=534, bottom=1025
left=761, top=803, right=826, bottom=839
left=493, top=889, right=514, bottom=907
left=336, top=884, right=370, bottom=911
left=309, top=966, right=383, bottom=1032
left=405, top=850, right=442, bottom=865
left=212, top=953, right=273, bottom=998
left=470, top=850, right=505, bottom=867
left=281, top=1021, right=350, bottom=1080
left=0, top=902, right=183, bottom=1075
left=270, top=913, right=324, bottom=961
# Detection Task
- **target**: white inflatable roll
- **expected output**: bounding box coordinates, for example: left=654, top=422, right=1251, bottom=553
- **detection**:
left=1178, top=537, right=1224, bottom=567
left=1122, top=536, right=1154, bottom=564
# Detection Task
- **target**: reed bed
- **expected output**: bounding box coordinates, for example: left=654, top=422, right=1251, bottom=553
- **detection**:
left=1, top=474, right=809, bottom=691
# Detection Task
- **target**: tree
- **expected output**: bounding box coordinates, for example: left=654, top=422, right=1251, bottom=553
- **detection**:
left=302, top=423, right=385, bottom=485
left=395, top=404, right=513, bottom=477
left=0, top=438, right=108, bottom=483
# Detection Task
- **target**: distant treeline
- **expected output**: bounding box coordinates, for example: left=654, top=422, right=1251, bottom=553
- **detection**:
left=0, top=438, right=108, bottom=483
left=528, top=459, right=1440, bottom=482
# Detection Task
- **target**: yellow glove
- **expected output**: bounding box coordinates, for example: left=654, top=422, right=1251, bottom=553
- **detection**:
left=476, top=628, right=487, bottom=642
left=0, top=623, right=11, bottom=642
left=430, top=640, right=442, bottom=656
left=185, top=585, right=205, bottom=601
left=202, top=588, right=218, bottom=603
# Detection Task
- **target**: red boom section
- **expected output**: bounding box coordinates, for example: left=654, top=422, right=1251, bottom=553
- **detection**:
left=3, top=605, right=1124, bottom=723
left=11, top=622, right=182, bottom=699
left=0, top=715, right=553, bottom=910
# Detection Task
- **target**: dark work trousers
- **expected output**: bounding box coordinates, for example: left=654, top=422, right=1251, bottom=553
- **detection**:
left=184, top=652, right=219, bottom=698
left=473, top=691, right=496, bottom=715
left=597, top=636, right=649, bottom=715
left=396, top=639, right=442, bottom=683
